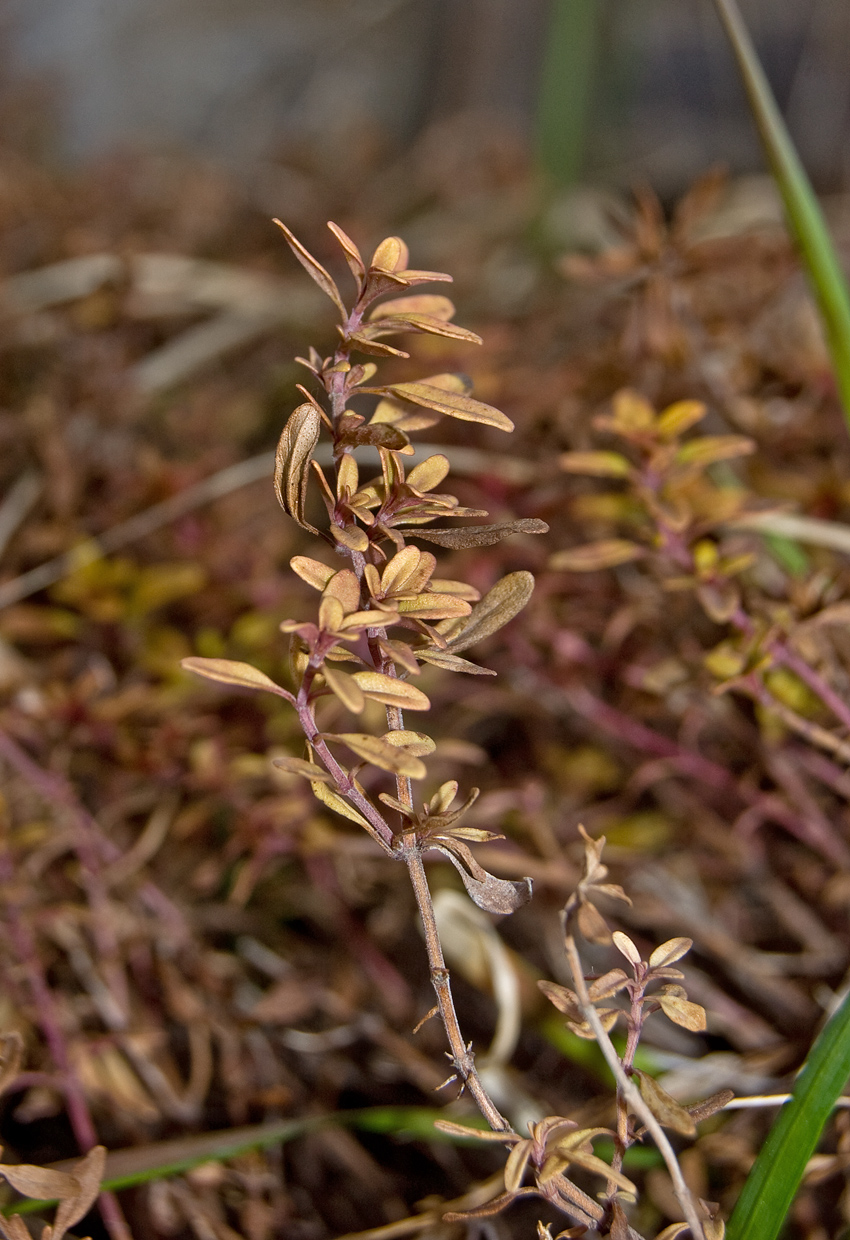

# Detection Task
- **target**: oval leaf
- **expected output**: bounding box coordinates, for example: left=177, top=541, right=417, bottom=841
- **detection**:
left=443, top=571, right=535, bottom=654
left=380, top=730, right=436, bottom=757
left=352, top=671, right=431, bottom=711
left=658, top=994, right=707, bottom=1032
left=290, top=556, right=335, bottom=591
left=322, top=666, right=366, bottom=713
left=649, top=937, right=693, bottom=968
left=181, top=657, right=287, bottom=696
left=274, top=403, right=321, bottom=533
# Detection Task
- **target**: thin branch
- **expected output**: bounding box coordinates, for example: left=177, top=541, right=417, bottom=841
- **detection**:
left=563, top=933, right=705, bottom=1240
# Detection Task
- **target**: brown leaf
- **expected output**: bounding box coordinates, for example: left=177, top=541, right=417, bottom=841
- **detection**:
left=586, top=969, right=630, bottom=1002
left=274, top=403, right=321, bottom=533
left=416, top=649, right=496, bottom=675
left=367, top=314, right=482, bottom=345
left=549, top=540, right=646, bottom=572
left=272, top=756, right=335, bottom=784
left=649, top=937, right=693, bottom=968
left=346, top=332, right=410, bottom=358
left=442, top=571, right=535, bottom=654
left=612, top=931, right=642, bottom=966
left=181, top=658, right=288, bottom=697
left=273, top=219, right=346, bottom=317
left=538, top=980, right=582, bottom=1021
left=0, top=1163, right=77, bottom=1200
left=378, top=382, right=513, bottom=432
left=634, top=1070, right=696, bottom=1136
left=52, top=1145, right=106, bottom=1240
left=438, top=847, right=533, bottom=914
left=658, top=994, right=707, bottom=1032
left=576, top=900, right=612, bottom=944
left=0, top=1033, right=23, bottom=1098
left=413, top=518, right=548, bottom=549
left=323, top=732, right=427, bottom=779
left=327, top=221, right=365, bottom=283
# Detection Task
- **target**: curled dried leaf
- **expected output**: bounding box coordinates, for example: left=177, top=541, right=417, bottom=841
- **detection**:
left=437, top=846, right=532, bottom=914
left=274, top=403, right=321, bottom=533
left=414, top=518, right=548, bottom=549
left=634, top=1070, right=696, bottom=1136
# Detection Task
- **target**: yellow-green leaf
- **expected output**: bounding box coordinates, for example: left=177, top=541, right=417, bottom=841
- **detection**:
left=310, top=780, right=373, bottom=829
left=559, top=450, right=632, bottom=478
left=656, top=399, right=707, bottom=439
left=675, top=434, right=756, bottom=468
left=181, top=658, right=287, bottom=696
left=397, top=593, right=472, bottom=620
left=352, top=671, right=431, bottom=710
left=322, top=666, right=366, bottom=713
left=549, top=540, right=646, bottom=572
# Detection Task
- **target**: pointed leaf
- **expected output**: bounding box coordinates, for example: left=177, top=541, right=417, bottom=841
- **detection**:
left=272, top=756, right=335, bottom=784
left=413, top=518, right=548, bottom=549
left=443, top=571, right=535, bottom=654
left=274, top=403, right=321, bottom=533
left=612, top=931, right=642, bottom=966
left=352, top=671, right=430, bottom=710
left=416, top=649, right=496, bottom=675
left=587, top=968, right=630, bottom=1002
left=381, top=382, right=513, bottom=432
left=327, top=221, right=365, bottom=283
left=181, top=657, right=288, bottom=697
left=51, top=1145, right=106, bottom=1240
left=325, top=733, right=427, bottom=779
left=273, top=219, right=346, bottom=317
left=504, top=1139, right=532, bottom=1192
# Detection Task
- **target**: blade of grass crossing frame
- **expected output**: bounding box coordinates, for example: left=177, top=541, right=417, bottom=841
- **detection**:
left=726, top=990, right=850, bottom=1240
left=713, top=0, right=850, bottom=434
left=535, top=0, right=600, bottom=186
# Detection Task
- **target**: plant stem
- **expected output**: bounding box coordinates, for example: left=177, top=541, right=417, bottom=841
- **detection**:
left=403, top=843, right=511, bottom=1133
left=563, top=933, right=705, bottom=1240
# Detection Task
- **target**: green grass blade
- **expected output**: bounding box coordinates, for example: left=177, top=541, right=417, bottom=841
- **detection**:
left=713, top=0, right=850, bottom=433
left=535, top=0, right=600, bottom=186
left=726, top=990, right=850, bottom=1240
left=4, top=1107, right=486, bottom=1215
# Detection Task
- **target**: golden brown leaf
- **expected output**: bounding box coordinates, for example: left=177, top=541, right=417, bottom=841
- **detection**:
left=649, top=937, right=693, bottom=968
left=559, top=451, right=632, bottom=478
left=327, top=221, right=365, bottom=283
left=380, top=730, right=436, bottom=757
left=273, top=220, right=346, bottom=317
left=181, top=657, right=288, bottom=697
left=634, top=1070, right=696, bottom=1136
left=310, top=780, right=372, bottom=829
left=322, top=666, right=367, bottom=713
left=369, top=295, right=455, bottom=321
left=658, top=993, right=707, bottom=1032
left=324, top=732, right=427, bottom=779
left=442, top=571, right=535, bottom=654
left=382, top=382, right=513, bottom=432
left=274, top=403, right=321, bottom=533
left=352, top=671, right=430, bottom=710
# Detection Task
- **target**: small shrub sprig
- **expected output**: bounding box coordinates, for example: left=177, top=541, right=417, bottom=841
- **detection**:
left=181, top=222, right=547, bottom=1132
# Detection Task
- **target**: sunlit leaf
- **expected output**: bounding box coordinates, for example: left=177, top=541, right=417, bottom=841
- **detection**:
left=181, top=657, right=288, bottom=697
left=397, top=593, right=472, bottom=620
left=273, top=219, right=346, bottom=317
left=649, top=937, right=693, bottom=968
left=370, top=236, right=409, bottom=273
left=656, top=399, right=707, bottom=439
left=274, top=403, right=321, bottom=533
left=378, top=382, right=513, bottom=432
left=352, top=672, right=430, bottom=710
left=322, top=666, right=366, bottom=713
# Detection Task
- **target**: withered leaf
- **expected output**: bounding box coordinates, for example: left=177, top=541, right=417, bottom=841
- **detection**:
left=274, top=403, right=321, bottom=533
left=372, top=382, right=513, bottom=432
left=52, top=1145, right=107, bottom=1240
left=437, top=846, right=533, bottom=914
left=346, top=332, right=409, bottom=358
left=322, top=732, right=426, bottom=778
left=612, top=930, right=642, bottom=966
left=658, top=993, right=707, bottom=1032
left=273, top=219, right=346, bottom=317
left=634, top=1070, right=696, bottom=1136
left=181, top=657, right=289, bottom=698
left=272, top=756, right=335, bottom=785
left=337, top=422, right=410, bottom=452
left=504, top=1140, right=532, bottom=1192
left=416, top=649, right=496, bottom=675
left=576, top=899, right=612, bottom=944
left=0, top=1162, right=77, bottom=1200
left=549, top=540, right=646, bottom=572
left=537, top=979, right=582, bottom=1021
left=586, top=968, right=630, bottom=1002
left=442, top=571, right=535, bottom=654
left=413, top=518, right=548, bottom=549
